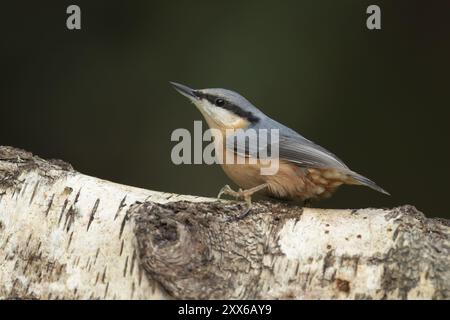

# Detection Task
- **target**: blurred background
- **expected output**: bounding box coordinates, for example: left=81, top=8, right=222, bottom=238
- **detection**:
left=1, top=1, right=449, bottom=217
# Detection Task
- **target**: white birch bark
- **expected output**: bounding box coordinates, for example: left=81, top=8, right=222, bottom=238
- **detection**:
left=0, top=146, right=449, bottom=299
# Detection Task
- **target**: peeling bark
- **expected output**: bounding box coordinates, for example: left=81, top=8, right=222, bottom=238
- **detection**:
left=0, top=146, right=449, bottom=300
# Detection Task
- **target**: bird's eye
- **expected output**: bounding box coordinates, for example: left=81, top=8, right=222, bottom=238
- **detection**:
left=215, top=98, right=225, bottom=106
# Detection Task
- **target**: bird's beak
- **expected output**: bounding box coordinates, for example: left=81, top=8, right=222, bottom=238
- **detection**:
left=170, top=82, right=199, bottom=101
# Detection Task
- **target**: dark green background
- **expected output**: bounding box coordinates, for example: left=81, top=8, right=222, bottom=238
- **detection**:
left=1, top=1, right=449, bottom=217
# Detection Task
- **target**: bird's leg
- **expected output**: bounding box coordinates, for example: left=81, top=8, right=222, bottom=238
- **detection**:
left=217, top=183, right=269, bottom=220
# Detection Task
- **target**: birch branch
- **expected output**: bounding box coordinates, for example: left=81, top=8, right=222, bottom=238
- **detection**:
left=0, top=146, right=448, bottom=300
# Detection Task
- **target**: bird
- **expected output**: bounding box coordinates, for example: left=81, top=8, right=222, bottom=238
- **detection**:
left=170, top=82, right=389, bottom=215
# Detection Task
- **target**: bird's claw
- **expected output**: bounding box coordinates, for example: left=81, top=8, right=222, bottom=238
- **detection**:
left=217, top=184, right=233, bottom=199
left=225, top=204, right=252, bottom=222
left=218, top=183, right=268, bottom=220
left=236, top=205, right=252, bottom=220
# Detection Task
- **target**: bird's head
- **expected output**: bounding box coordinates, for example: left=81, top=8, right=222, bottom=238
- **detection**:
left=170, top=82, right=262, bottom=131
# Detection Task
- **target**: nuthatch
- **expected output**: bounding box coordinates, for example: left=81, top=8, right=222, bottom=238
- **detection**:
left=171, top=82, right=389, bottom=212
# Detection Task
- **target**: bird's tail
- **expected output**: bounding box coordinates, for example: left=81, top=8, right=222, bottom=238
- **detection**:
left=347, top=171, right=390, bottom=195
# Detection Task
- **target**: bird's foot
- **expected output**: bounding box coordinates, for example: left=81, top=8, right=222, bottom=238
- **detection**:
left=217, top=185, right=240, bottom=200
left=217, top=184, right=268, bottom=203
left=218, top=184, right=268, bottom=220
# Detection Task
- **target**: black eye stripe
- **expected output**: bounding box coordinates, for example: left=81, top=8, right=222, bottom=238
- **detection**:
left=196, top=92, right=260, bottom=123
left=197, top=93, right=224, bottom=106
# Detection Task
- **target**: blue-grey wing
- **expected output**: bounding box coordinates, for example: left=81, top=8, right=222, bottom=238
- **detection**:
left=225, top=124, right=348, bottom=169
left=276, top=134, right=349, bottom=169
